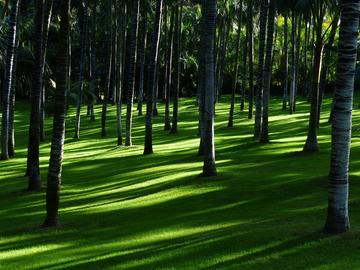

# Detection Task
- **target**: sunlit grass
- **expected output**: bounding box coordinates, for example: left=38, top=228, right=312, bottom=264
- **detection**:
left=1, top=95, right=360, bottom=269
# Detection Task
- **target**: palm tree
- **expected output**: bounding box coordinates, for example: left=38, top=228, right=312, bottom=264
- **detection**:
left=324, top=0, right=360, bottom=234
left=164, top=5, right=174, bottom=131
left=40, top=0, right=54, bottom=142
left=101, top=0, right=113, bottom=138
left=170, top=1, right=182, bottom=134
left=43, top=0, right=70, bottom=228
left=260, top=0, right=275, bottom=143
left=1, top=0, right=21, bottom=161
left=228, top=0, right=242, bottom=128
left=144, top=0, right=163, bottom=155
left=27, top=0, right=46, bottom=191
left=201, top=0, right=217, bottom=177
left=282, top=12, right=289, bottom=112
left=137, top=2, right=147, bottom=117
left=254, top=0, right=268, bottom=138
left=74, top=0, right=89, bottom=139
left=247, top=0, right=254, bottom=120
left=125, top=0, right=140, bottom=146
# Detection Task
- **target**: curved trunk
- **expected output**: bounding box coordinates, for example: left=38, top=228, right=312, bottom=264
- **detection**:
left=144, top=0, right=163, bottom=155
left=125, top=0, right=140, bottom=145
left=1, top=0, right=20, bottom=161
left=43, top=0, right=70, bottom=228
left=324, top=2, right=359, bottom=234
left=259, top=0, right=275, bottom=144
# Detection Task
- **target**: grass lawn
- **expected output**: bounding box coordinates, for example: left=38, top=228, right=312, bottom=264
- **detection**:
left=1, top=96, right=360, bottom=269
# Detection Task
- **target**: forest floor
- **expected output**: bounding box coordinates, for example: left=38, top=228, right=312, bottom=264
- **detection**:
left=1, top=96, right=360, bottom=269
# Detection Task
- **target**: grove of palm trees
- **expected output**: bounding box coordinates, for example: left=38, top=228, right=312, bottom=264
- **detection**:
left=0, top=0, right=360, bottom=269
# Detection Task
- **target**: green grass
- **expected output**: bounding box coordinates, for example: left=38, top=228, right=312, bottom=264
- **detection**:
left=1, top=96, right=360, bottom=269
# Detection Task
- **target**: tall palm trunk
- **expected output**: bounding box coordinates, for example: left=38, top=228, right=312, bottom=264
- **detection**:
left=324, top=1, right=359, bottom=234
left=74, top=0, right=88, bottom=139
left=259, top=0, right=275, bottom=143
left=116, top=0, right=126, bottom=146
left=201, top=0, right=217, bottom=177
left=88, top=0, right=96, bottom=121
left=289, top=11, right=296, bottom=114
left=101, top=0, right=113, bottom=138
left=282, top=13, right=289, bottom=111
left=254, top=0, right=268, bottom=138
left=240, top=18, right=248, bottom=112
left=42, top=0, right=70, bottom=228
left=164, top=6, right=174, bottom=131
left=144, top=0, right=163, bottom=155
left=170, top=2, right=181, bottom=134
left=137, top=4, right=147, bottom=116
left=27, top=0, right=45, bottom=191
left=8, top=32, right=19, bottom=158
left=227, top=0, right=242, bottom=128
left=125, top=0, right=140, bottom=145
left=40, top=0, right=54, bottom=142
left=247, top=0, right=254, bottom=119
left=1, top=0, right=21, bottom=161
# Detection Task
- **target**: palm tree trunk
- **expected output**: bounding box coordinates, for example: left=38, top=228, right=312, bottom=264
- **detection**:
left=40, top=0, right=54, bottom=142
left=137, top=4, right=147, bottom=116
left=144, top=0, right=163, bottom=155
left=324, top=1, right=359, bottom=234
left=228, top=0, right=242, bottom=128
left=240, top=18, right=248, bottom=112
left=254, top=0, right=268, bottom=138
left=42, top=0, right=70, bottom=228
left=259, top=0, right=275, bottom=144
left=1, top=0, right=21, bottom=161
left=74, top=0, right=88, bottom=139
left=247, top=0, right=254, bottom=119
left=289, top=11, right=296, bottom=114
left=101, top=0, right=113, bottom=138
left=170, top=2, right=181, bottom=134
left=164, top=5, right=174, bottom=131
left=125, top=0, right=140, bottom=145
left=27, top=0, right=45, bottom=191
left=282, top=12, right=289, bottom=112
left=201, top=0, right=217, bottom=177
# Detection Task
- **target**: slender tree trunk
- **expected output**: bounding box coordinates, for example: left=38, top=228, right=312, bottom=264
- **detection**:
left=27, top=0, right=45, bottom=191
left=101, top=0, right=113, bottom=137
left=1, top=0, right=21, bottom=161
left=137, top=4, right=147, bottom=116
left=259, top=0, right=275, bottom=143
left=88, top=0, right=96, bottom=121
left=144, top=0, right=163, bottom=155
left=247, top=0, right=254, bottom=119
left=40, top=0, right=54, bottom=142
left=228, top=0, right=242, bottom=128
left=170, top=2, right=181, bottom=134
left=282, top=13, right=289, bottom=111
left=289, top=11, right=296, bottom=114
left=201, top=0, right=217, bottom=177
left=254, top=0, right=268, bottom=138
left=74, top=0, right=88, bottom=139
left=324, top=1, right=359, bottom=234
left=240, top=18, right=248, bottom=112
left=164, top=5, right=174, bottom=131
left=125, top=0, right=140, bottom=145
left=42, top=0, right=70, bottom=228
